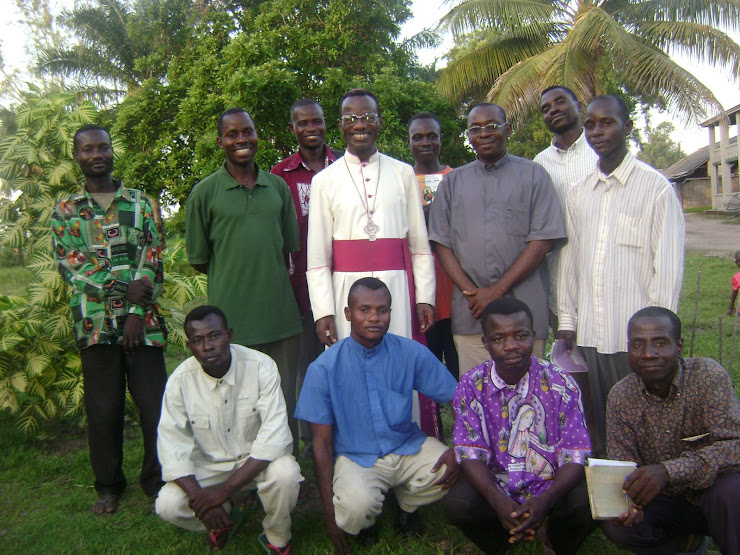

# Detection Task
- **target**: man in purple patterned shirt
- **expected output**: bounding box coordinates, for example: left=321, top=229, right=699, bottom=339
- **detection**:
left=444, top=297, right=594, bottom=553
left=603, top=306, right=740, bottom=554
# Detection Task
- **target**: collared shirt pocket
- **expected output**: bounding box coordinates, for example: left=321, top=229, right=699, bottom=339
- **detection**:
left=381, top=388, right=412, bottom=430
left=189, top=413, right=220, bottom=454
left=505, top=201, right=530, bottom=237
left=237, top=394, right=261, bottom=444
left=616, top=213, right=647, bottom=248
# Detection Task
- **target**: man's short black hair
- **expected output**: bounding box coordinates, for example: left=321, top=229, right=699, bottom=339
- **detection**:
left=408, top=112, right=442, bottom=132
left=347, top=277, right=391, bottom=305
left=184, top=305, right=229, bottom=336
left=290, top=98, right=322, bottom=117
left=480, top=297, right=534, bottom=334
left=540, top=86, right=579, bottom=103
left=628, top=306, right=682, bottom=341
left=734, top=250, right=740, bottom=259
left=338, top=89, right=381, bottom=117
left=468, top=102, right=507, bottom=122
left=73, top=124, right=110, bottom=152
left=217, top=108, right=251, bottom=137
left=590, top=94, right=631, bottom=123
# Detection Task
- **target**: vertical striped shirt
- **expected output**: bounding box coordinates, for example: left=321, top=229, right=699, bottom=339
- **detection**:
left=534, top=131, right=599, bottom=315
left=557, top=153, right=685, bottom=354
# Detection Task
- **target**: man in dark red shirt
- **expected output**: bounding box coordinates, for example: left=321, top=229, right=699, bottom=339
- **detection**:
left=271, top=98, right=341, bottom=455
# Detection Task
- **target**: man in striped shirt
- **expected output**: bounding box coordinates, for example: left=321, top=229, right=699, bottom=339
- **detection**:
left=557, top=95, right=685, bottom=455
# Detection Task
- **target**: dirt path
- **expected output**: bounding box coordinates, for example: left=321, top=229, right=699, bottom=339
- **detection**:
left=685, top=213, right=739, bottom=256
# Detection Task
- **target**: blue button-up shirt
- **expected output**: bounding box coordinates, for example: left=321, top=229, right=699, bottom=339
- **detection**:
left=295, top=334, right=457, bottom=467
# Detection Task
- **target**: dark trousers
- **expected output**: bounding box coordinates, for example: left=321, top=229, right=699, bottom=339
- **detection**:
left=425, top=317, right=459, bottom=380
left=602, top=472, right=740, bottom=555
left=444, top=475, right=596, bottom=554
left=251, top=334, right=300, bottom=457
left=80, top=344, right=167, bottom=496
left=580, top=348, right=630, bottom=456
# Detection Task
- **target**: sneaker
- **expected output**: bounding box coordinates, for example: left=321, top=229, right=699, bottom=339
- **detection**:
left=258, top=533, right=291, bottom=554
left=680, top=535, right=710, bottom=555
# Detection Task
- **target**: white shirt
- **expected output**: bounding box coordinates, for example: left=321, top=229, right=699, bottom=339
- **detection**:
left=306, top=150, right=435, bottom=339
left=157, top=345, right=293, bottom=482
left=534, top=131, right=599, bottom=315
left=534, top=131, right=599, bottom=220
left=557, top=153, right=685, bottom=354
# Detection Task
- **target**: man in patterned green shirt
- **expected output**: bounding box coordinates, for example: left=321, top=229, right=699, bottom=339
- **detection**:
left=51, top=124, right=167, bottom=515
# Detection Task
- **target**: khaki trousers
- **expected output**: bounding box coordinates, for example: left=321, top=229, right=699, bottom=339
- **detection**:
left=453, top=334, right=545, bottom=378
left=156, top=454, right=302, bottom=547
left=332, top=437, right=449, bottom=535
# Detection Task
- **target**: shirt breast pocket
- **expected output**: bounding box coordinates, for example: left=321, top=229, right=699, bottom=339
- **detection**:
left=382, top=389, right=411, bottom=429
left=616, top=213, right=647, bottom=248
left=237, top=395, right=261, bottom=442
left=189, top=414, right=219, bottom=454
left=505, top=201, right=530, bottom=236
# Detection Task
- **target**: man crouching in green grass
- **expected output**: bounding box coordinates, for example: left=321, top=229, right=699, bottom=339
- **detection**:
left=156, top=305, right=302, bottom=553
left=295, top=277, right=460, bottom=554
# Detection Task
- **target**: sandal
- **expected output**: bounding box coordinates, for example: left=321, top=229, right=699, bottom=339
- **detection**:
left=258, top=533, right=291, bottom=554
left=92, top=493, right=120, bottom=515
left=207, top=527, right=231, bottom=552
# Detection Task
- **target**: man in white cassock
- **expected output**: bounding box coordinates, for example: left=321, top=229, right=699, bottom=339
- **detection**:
left=306, top=88, right=438, bottom=434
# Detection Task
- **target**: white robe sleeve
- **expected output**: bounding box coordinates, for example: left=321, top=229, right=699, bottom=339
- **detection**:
left=306, top=170, right=336, bottom=321
left=401, top=163, right=435, bottom=306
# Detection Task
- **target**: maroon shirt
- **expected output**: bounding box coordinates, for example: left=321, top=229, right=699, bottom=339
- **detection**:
left=271, top=146, right=338, bottom=313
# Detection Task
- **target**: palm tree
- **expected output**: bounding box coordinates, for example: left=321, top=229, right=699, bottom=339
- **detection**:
left=436, top=0, right=740, bottom=124
left=35, top=0, right=194, bottom=103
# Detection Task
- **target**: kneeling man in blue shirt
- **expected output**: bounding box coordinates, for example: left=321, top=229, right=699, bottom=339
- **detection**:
left=295, top=277, right=459, bottom=553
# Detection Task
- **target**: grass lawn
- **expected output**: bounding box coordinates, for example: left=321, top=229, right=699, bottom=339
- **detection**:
left=0, top=249, right=734, bottom=554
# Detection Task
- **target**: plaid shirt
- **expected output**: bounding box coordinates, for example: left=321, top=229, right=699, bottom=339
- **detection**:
left=51, top=184, right=166, bottom=350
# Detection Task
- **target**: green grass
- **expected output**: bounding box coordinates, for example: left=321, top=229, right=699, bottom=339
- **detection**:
left=0, top=249, right=735, bottom=554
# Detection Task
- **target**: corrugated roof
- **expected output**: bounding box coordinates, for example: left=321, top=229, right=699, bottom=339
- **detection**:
left=663, top=136, right=737, bottom=180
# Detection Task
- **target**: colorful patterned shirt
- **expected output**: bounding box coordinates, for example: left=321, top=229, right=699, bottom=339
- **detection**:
left=51, top=184, right=166, bottom=350
left=452, top=357, right=590, bottom=503
left=607, top=357, right=740, bottom=502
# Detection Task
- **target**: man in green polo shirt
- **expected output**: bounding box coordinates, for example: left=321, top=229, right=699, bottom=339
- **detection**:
left=186, top=108, right=303, bottom=456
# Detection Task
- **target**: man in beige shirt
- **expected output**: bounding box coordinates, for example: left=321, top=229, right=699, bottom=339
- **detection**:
left=156, top=305, right=301, bottom=554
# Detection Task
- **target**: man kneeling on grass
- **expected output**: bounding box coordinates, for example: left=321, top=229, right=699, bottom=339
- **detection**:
left=295, top=277, right=459, bottom=554
left=156, top=306, right=302, bottom=553
left=444, top=297, right=595, bottom=554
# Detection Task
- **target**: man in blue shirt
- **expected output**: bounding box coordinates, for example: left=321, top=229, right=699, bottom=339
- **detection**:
left=295, top=277, right=459, bottom=553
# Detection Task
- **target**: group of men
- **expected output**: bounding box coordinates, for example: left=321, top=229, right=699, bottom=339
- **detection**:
left=50, top=86, right=739, bottom=554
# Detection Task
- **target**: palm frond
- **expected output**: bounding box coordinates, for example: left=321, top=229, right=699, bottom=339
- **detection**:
left=437, top=32, right=550, bottom=100
left=442, top=0, right=560, bottom=37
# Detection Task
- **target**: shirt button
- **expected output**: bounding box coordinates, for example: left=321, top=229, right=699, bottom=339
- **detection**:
left=227, top=428, right=231, bottom=432
left=365, top=178, right=370, bottom=181
left=225, top=399, right=228, bottom=404
left=219, top=380, right=223, bottom=384
left=190, top=420, right=195, bottom=424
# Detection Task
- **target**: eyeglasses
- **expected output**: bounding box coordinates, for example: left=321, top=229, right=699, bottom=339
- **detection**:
left=187, top=330, right=225, bottom=347
left=340, top=113, right=379, bottom=126
left=466, top=122, right=508, bottom=137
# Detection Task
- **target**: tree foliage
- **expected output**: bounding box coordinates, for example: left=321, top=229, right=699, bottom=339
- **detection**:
left=436, top=0, right=740, bottom=125
left=35, top=0, right=197, bottom=102
left=112, top=0, right=470, bottom=227
left=637, top=121, right=686, bottom=169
